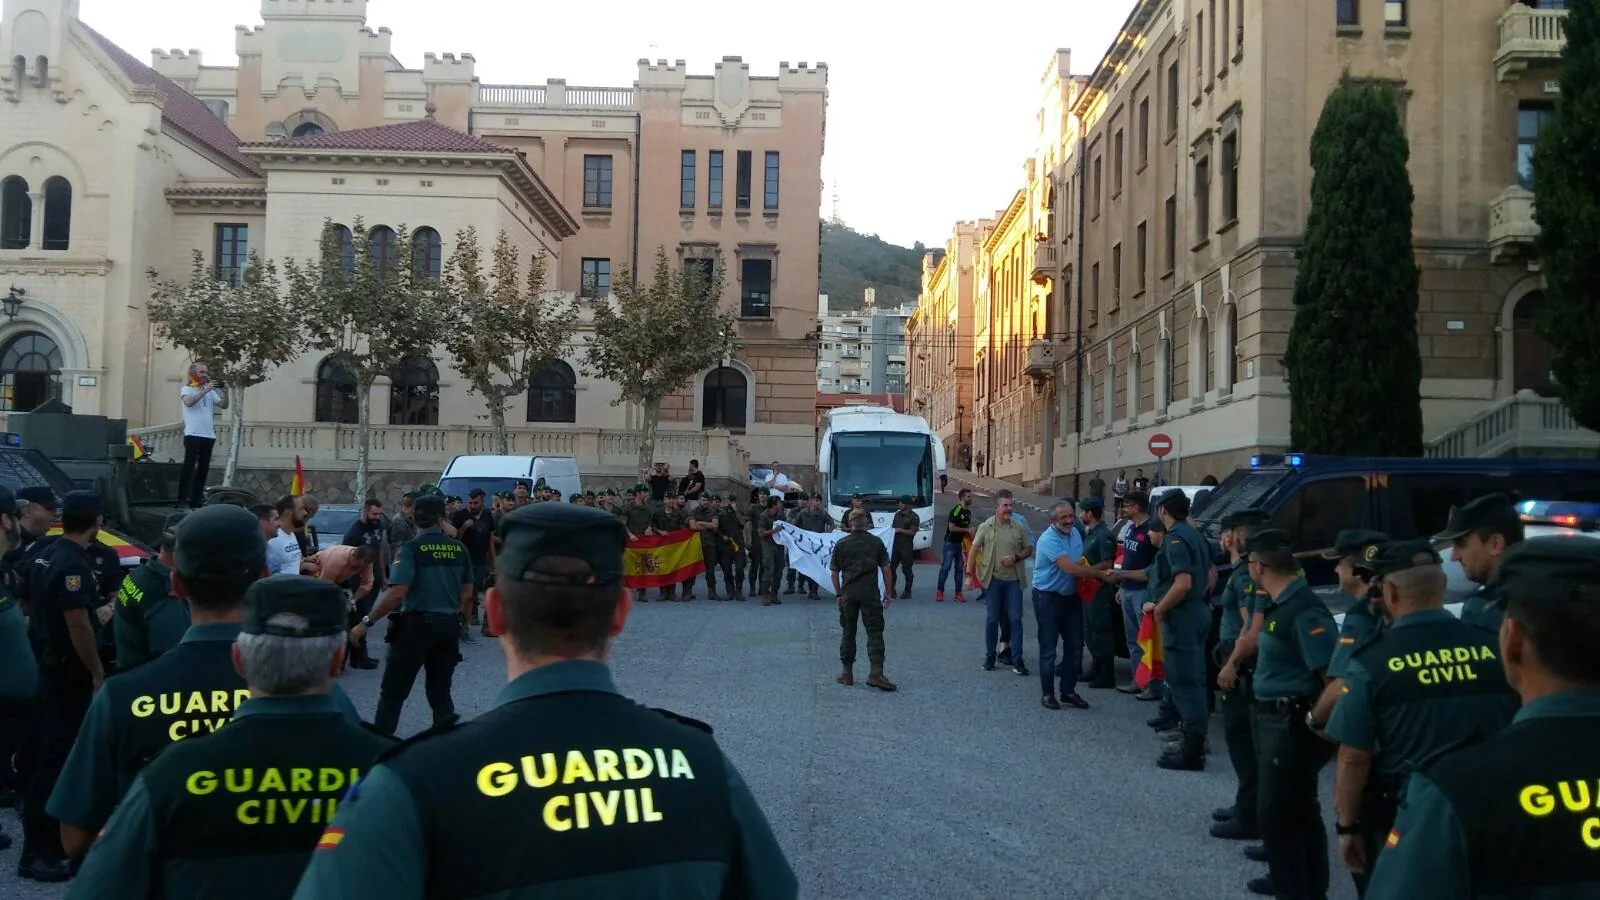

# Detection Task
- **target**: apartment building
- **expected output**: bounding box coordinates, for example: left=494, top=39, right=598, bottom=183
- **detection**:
left=817, top=299, right=913, bottom=396
left=1024, top=0, right=1571, bottom=493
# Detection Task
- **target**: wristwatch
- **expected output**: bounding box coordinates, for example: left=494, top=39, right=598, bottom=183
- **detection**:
left=1335, top=821, right=1361, bottom=836
left=360, top=615, right=373, bottom=627
left=1305, top=711, right=1324, bottom=731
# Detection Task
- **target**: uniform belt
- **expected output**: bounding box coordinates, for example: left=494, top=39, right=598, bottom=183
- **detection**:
left=1254, top=696, right=1314, bottom=714
left=406, top=612, right=459, bottom=621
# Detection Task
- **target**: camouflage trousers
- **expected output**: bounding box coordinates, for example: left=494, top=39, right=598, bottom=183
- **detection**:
left=840, top=594, right=886, bottom=666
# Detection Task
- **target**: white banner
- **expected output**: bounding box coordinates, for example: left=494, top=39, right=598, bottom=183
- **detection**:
left=771, top=520, right=897, bottom=597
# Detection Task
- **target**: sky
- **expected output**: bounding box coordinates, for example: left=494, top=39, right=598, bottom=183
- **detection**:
left=80, top=0, right=1138, bottom=249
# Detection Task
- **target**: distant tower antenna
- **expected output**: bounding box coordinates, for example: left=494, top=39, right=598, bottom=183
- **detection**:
left=830, top=182, right=841, bottom=224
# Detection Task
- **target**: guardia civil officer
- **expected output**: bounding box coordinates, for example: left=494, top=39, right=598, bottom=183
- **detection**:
left=19, top=491, right=107, bottom=882
left=1244, top=528, right=1339, bottom=900
left=1076, top=497, right=1118, bottom=689
left=68, top=575, right=394, bottom=900
left=831, top=508, right=896, bottom=691
left=0, top=486, right=36, bottom=852
left=1432, top=492, right=1523, bottom=635
left=1365, top=537, right=1600, bottom=899
left=1210, top=508, right=1273, bottom=841
left=291, top=502, right=799, bottom=900
left=1143, top=491, right=1212, bottom=771
left=351, top=493, right=473, bottom=736
left=50, top=504, right=363, bottom=859
left=111, top=523, right=190, bottom=670
left=1305, top=530, right=1390, bottom=732
left=1322, top=539, right=1518, bottom=896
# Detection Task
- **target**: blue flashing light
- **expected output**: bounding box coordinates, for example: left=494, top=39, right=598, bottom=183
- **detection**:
left=1249, top=455, right=1261, bottom=468
left=1286, top=453, right=1304, bottom=467
left=1, top=432, right=18, bottom=447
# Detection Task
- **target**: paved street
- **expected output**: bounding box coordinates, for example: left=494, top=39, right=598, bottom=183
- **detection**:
left=0, top=493, right=1356, bottom=899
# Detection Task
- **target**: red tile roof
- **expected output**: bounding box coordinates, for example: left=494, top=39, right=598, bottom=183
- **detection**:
left=242, top=119, right=512, bottom=155
left=79, top=23, right=262, bottom=176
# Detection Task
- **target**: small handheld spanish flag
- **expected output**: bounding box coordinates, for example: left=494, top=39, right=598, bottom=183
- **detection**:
left=289, top=455, right=306, bottom=497
left=1075, top=556, right=1103, bottom=605
left=127, top=434, right=148, bottom=461
left=1135, top=609, right=1165, bottom=688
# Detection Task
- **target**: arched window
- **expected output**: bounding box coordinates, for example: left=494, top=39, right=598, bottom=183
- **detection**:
left=0, top=331, right=62, bottom=412
left=314, top=355, right=359, bottom=424
left=412, top=227, right=442, bottom=281
left=526, top=360, right=576, bottom=423
left=41, top=176, right=70, bottom=251
left=292, top=122, right=326, bottom=138
left=1127, top=350, right=1142, bottom=419
left=389, top=356, right=439, bottom=426
left=1191, top=316, right=1211, bottom=399
left=1223, top=303, right=1238, bottom=392
left=370, top=226, right=397, bottom=273
left=702, top=366, right=748, bottom=430
left=332, top=224, right=355, bottom=276
left=1512, top=290, right=1557, bottom=396
left=1, top=176, right=30, bottom=250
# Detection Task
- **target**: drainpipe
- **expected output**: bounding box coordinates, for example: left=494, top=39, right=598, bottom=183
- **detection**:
left=1072, top=132, right=1087, bottom=456
left=631, top=112, right=642, bottom=279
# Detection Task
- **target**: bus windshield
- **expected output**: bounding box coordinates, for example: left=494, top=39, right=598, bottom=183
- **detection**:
left=829, top=432, right=933, bottom=508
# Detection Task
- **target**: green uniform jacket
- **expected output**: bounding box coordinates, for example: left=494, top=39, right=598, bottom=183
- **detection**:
left=794, top=508, right=834, bottom=533
left=1252, top=578, right=1338, bottom=701
left=68, top=693, right=393, bottom=900
left=49, top=623, right=364, bottom=834
left=1365, top=691, right=1600, bottom=900
left=1216, top=565, right=1254, bottom=644
left=289, top=661, right=797, bottom=900
left=0, top=582, right=36, bottom=701
left=1458, top=583, right=1506, bottom=635
left=389, top=528, right=473, bottom=615
left=1327, top=596, right=1382, bottom=680
left=621, top=503, right=654, bottom=538
left=830, top=531, right=888, bottom=601
left=652, top=507, right=689, bottom=535
left=756, top=512, right=781, bottom=547
left=1158, top=522, right=1209, bottom=607
left=890, top=509, right=920, bottom=549
left=113, top=559, right=190, bottom=670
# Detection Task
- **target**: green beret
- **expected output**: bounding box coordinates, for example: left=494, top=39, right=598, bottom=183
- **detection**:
left=1363, top=539, right=1441, bottom=579
left=414, top=494, right=446, bottom=518
left=174, top=504, right=266, bottom=579
left=497, top=503, right=626, bottom=585
left=584, top=490, right=596, bottom=497
left=416, top=483, right=442, bottom=496
left=1220, top=507, right=1272, bottom=530
left=1241, top=528, right=1292, bottom=554
left=1433, top=493, right=1518, bottom=542
left=899, top=495, right=913, bottom=504
left=242, top=575, right=348, bottom=637
left=1323, top=529, right=1391, bottom=562
left=631, top=483, right=648, bottom=494
left=1492, top=536, right=1600, bottom=603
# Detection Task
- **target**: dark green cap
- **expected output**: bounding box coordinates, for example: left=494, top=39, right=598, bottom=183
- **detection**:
left=174, top=504, right=266, bottom=578
left=1081, top=496, right=1104, bottom=514
left=1323, top=529, right=1391, bottom=562
left=496, top=503, right=626, bottom=585
left=569, top=495, right=582, bottom=503
left=899, top=494, right=913, bottom=504
left=1146, top=515, right=1167, bottom=534
left=795, top=492, right=808, bottom=501
left=1241, top=528, right=1293, bottom=554
left=1433, top=493, right=1518, bottom=542
left=1220, top=507, right=1272, bottom=530
left=242, top=575, right=348, bottom=637
left=416, top=483, right=442, bottom=496
left=414, top=494, right=445, bottom=518
left=62, top=490, right=102, bottom=519
left=1364, top=539, right=1442, bottom=579
left=632, top=483, right=648, bottom=494
left=1492, top=535, right=1600, bottom=602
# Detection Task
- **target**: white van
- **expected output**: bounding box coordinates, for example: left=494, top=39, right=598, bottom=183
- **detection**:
left=438, top=455, right=582, bottom=501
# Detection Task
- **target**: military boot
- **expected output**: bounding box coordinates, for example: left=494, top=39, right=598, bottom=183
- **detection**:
left=1156, top=732, right=1206, bottom=771
left=866, top=666, right=897, bottom=692
left=837, top=667, right=854, bottom=686
left=899, top=575, right=913, bottom=600
left=1088, top=657, right=1117, bottom=689
left=783, top=577, right=797, bottom=595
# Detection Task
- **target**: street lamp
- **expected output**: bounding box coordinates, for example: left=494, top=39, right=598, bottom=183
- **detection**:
left=3, top=286, right=25, bottom=321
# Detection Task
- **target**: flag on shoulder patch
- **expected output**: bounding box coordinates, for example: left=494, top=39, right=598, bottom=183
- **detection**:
left=1385, top=829, right=1400, bottom=848
left=1309, top=626, right=1327, bottom=635
left=316, top=828, right=345, bottom=850
left=1339, top=636, right=1356, bottom=645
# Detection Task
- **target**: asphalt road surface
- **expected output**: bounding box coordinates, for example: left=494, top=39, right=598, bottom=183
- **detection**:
left=0, top=494, right=1357, bottom=899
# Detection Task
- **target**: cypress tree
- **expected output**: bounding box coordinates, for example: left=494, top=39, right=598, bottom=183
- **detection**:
left=1533, top=0, right=1600, bottom=431
left=1285, top=75, right=1422, bottom=456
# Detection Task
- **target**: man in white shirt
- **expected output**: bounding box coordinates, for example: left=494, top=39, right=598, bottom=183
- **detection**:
left=178, top=362, right=228, bottom=508
left=765, top=461, right=797, bottom=500
left=265, top=494, right=314, bottom=576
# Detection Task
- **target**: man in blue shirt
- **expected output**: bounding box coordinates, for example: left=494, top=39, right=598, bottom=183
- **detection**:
left=1033, top=501, right=1098, bottom=710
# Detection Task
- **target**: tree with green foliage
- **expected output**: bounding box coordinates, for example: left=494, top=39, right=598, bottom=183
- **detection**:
left=147, top=251, right=304, bottom=485
left=282, top=218, right=449, bottom=500
left=583, top=248, right=737, bottom=479
left=1533, top=0, right=1600, bottom=431
left=438, top=228, right=577, bottom=453
left=1285, top=75, right=1422, bottom=455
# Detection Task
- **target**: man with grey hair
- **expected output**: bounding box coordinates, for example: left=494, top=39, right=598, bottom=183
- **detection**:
left=178, top=362, right=229, bottom=508
left=69, top=575, right=393, bottom=897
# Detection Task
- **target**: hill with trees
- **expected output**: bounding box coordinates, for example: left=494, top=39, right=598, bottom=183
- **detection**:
left=819, top=221, right=924, bottom=312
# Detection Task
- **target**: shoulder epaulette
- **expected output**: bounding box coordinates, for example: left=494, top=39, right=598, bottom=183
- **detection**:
left=651, top=706, right=714, bottom=735
left=373, top=714, right=464, bottom=764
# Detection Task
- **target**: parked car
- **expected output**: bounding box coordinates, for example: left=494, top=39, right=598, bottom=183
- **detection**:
left=309, top=504, right=365, bottom=549
left=438, top=455, right=581, bottom=503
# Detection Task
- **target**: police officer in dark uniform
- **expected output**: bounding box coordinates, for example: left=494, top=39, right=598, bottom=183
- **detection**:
left=1364, top=537, right=1600, bottom=898
left=1242, top=527, right=1339, bottom=900
left=1210, top=508, right=1273, bottom=841
left=889, top=496, right=920, bottom=600
left=1322, top=538, right=1518, bottom=896
left=0, top=487, right=35, bottom=851
left=111, top=522, right=190, bottom=670
left=291, top=502, right=799, bottom=899
left=18, top=490, right=106, bottom=882
left=352, top=493, right=473, bottom=736
left=7, top=487, right=58, bottom=602
left=1304, top=530, right=1390, bottom=735
left=50, top=505, right=363, bottom=860
left=68, top=575, right=394, bottom=899
left=1432, top=493, right=1523, bottom=635
left=831, top=508, right=895, bottom=691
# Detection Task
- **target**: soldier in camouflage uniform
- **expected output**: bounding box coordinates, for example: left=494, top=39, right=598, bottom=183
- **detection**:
left=890, top=495, right=922, bottom=600
left=619, top=484, right=655, bottom=603
left=746, top=488, right=768, bottom=597
left=830, top=508, right=896, bottom=691
left=756, top=496, right=786, bottom=606
left=716, top=493, right=747, bottom=601
left=689, top=494, right=725, bottom=601
left=792, top=493, right=835, bottom=600
left=651, top=492, right=691, bottom=601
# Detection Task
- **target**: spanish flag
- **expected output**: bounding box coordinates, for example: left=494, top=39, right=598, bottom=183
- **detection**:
left=1075, top=556, right=1103, bottom=605
left=127, top=434, right=148, bottom=461
left=1135, top=609, right=1165, bottom=688
left=623, top=528, right=706, bottom=589
left=316, top=828, right=345, bottom=851
left=289, top=455, right=305, bottom=496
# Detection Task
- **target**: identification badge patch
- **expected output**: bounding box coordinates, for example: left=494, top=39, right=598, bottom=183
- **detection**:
left=64, top=575, right=82, bottom=592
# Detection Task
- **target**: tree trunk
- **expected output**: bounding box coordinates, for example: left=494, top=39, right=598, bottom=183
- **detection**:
left=356, top=380, right=373, bottom=501
left=488, top=388, right=510, bottom=455
left=223, top=386, right=245, bottom=486
left=637, top=396, right=661, bottom=482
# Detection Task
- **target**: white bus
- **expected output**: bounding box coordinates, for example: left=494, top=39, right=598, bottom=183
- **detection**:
left=817, top=406, right=944, bottom=551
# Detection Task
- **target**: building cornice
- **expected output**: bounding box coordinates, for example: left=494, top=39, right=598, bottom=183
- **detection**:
left=1072, top=0, right=1165, bottom=120
left=982, top=190, right=1028, bottom=256
left=0, top=254, right=114, bottom=276
left=165, top=186, right=268, bottom=211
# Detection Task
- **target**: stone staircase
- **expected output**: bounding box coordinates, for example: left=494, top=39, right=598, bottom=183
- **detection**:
left=1426, top=392, right=1600, bottom=459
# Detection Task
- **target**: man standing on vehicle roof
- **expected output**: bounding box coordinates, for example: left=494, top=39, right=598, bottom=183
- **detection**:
left=1432, top=493, right=1523, bottom=635
left=177, top=362, right=228, bottom=509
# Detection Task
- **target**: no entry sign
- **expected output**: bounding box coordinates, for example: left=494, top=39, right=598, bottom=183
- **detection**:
left=1148, top=434, right=1174, bottom=458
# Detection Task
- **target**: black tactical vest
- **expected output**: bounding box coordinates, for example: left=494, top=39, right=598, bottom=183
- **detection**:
left=383, top=691, right=737, bottom=898
left=143, top=712, right=393, bottom=899
left=1425, top=714, right=1600, bottom=895
left=104, top=638, right=250, bottom=801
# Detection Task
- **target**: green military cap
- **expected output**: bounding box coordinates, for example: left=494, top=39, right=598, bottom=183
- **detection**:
left=1241, top=528, right=1293, bottom=554
left=1363, top=539, right=1442, bottom=579
left=1492, top=535, right=1600, bottom=602
left=497, top=503, right=626, bottom=585
left=1322, top=528, right=1391, bottom=562
left=414, top=494, right=446, bottom=518
left=402, top=491, right=421, bottom=501
left=794, top=491, right=808, bottom=501
left=242, top=575, right=348, bottom=637
left=851, top=493, right=864, bottom=501
left=446, top=495, right=462, bottom=504
left=174, top=504, right=266, bottom=579
left=568, top=494, right=583, bottom=503
left=1080, top=496, right=1104, bottom=514
left=899, top=494, right=913, bottom=504
left=631, top=483, right=648, bottom=494
left=1220, top=507, right=1272, bottom=530
left=584, top=490, right=596, bottom=497
left=1432, top=493, right=1518, bottom=542
left=416, top=483, right=442, bottom=496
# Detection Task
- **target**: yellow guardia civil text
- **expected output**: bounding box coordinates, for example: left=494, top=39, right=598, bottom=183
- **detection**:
left=185, top=767, right=361, bottom=827
left=475, top=746, right=696, bottom=833
left=1519, top=780, right=1600, bottom=849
